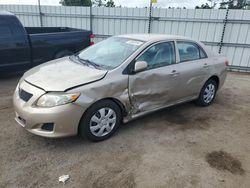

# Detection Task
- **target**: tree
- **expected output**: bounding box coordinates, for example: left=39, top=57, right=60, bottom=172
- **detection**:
left=195, top=0, right=218, bottom=9
left=194, top=0, right=249, bottom=9
left=219, top=0, right=250, bottom=9
left=167, top=6, right=186, bottom=9
left=195, top=3, right=213, bottom=9
left=105, top=0, right=115, bottom=7
left=60, top=0, right=116, bottom=7
left=207, top=0, right=218, bottom=8
left=92, top=0, right=104, bottom=7
left=92, top=0, right=115, bottom=7
left=60, top=0, right=91, bottom=6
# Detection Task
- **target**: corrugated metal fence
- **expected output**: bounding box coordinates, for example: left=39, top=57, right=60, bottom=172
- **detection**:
left=1, top=5, right=250, bottom=71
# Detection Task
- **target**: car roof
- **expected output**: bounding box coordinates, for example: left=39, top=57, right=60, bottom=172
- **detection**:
left=117, top=33, right=191, bottom=42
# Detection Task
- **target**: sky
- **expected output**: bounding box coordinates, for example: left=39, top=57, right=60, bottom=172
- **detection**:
left=0, top=0, right=209, bottom=9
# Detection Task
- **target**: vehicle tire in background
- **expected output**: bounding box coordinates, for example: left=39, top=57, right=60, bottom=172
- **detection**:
left=54, top=50, right=73, bottom=59
left=79, top=100, right=122, bottom=141
left=195, top=79, right=218, bottom=106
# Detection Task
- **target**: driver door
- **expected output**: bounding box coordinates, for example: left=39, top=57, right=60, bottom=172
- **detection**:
left=128, top=41, right=180, bottom=113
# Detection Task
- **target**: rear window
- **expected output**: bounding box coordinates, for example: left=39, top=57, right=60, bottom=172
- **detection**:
left=0, top=24, right=12, bottom=38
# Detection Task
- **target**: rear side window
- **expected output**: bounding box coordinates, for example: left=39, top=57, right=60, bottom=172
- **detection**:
left=0, top=24, right=12, bottom=38
left=177, top=41, right=207, bottom=62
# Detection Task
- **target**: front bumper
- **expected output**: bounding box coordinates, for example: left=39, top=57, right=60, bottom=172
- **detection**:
left=13, top=81, right=85, bottom=138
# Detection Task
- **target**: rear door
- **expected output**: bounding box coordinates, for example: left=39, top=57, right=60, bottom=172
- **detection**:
left=128, top=41, right=180, bottom=113
left=0, top=16, right=31, bottom=73
left=173, top=41, right=210, bottom=100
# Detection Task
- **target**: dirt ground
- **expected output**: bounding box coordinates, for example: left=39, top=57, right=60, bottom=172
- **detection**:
left=0, top=72, right=249, bottom=188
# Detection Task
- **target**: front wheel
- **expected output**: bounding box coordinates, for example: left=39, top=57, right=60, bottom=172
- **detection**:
left=195, top=79, right=218, bottom=106
left=79, top=100, right=121, bottom=141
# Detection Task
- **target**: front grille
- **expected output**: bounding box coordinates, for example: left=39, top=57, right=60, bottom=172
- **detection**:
left=19, top=88, right=33, bottom=102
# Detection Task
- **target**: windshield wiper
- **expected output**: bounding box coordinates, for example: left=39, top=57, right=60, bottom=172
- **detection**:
left=73, top=55, right=88, bottom=66
left=76, top=55, right=101, bottom=69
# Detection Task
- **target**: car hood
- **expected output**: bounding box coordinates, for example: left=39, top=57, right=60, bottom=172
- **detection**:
left=23, top=57, right=107, bottom=91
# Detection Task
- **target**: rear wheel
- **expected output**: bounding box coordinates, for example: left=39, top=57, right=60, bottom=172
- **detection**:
left=195, top=79, right=217, bottom=106
left=79, top=100, right=121, bottom=141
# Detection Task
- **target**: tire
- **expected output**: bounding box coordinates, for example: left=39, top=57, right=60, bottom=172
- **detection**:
left=79, top=100, right=122, bottom=141
left=54, top=50, right=73, bottom=59
left=195, top=79, right=218, bottom=106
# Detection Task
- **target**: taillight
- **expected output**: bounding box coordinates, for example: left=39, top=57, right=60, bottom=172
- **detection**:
left=90, top=34, right=94, bottom=45
left=224, top=60, right=229, bottom=66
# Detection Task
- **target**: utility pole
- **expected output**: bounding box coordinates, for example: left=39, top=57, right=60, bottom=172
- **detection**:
left=90, top=1, right=93, bottom=31
left=38, top=0, right=43, bottom=27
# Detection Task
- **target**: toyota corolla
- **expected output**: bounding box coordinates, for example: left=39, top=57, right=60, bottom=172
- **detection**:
left=13, top=34, right=228, bottom=141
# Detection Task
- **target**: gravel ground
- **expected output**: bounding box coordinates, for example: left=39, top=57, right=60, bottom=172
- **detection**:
left=0, top=72, right=249, bottom=188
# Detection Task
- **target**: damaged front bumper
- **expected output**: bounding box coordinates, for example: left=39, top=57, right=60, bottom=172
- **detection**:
left=13, top=81, right=85, bottom=138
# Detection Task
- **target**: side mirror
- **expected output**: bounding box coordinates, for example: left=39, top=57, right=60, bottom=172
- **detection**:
left=134, top=61, right=148, bottom=73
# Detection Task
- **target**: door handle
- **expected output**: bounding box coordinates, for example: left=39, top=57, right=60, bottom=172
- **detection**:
left=171, top=70, right=179, bottom=76
left=203, top=63, right=209, bottom=68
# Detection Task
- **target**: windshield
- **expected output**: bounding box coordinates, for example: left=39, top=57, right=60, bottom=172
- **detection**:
left=77, top=37, right=144, bottom=69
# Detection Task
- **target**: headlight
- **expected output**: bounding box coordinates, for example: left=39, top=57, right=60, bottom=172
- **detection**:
left=36, top=92, right=80, bottom=107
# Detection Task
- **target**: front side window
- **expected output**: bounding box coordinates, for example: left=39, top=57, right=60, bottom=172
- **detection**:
left=177, top=41, right=207, bottom=62
left=78, top=37, right=144, bottom=69
left=137, top=41, right=175, bottom=69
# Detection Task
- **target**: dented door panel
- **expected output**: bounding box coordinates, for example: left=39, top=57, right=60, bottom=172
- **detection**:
left=128, top=64, right=180, bottom=113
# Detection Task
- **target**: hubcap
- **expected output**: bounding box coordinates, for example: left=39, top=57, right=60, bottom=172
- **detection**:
left=89, top=108, right=117, bottom=137
left=203, top=83, right=215, bottom=103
